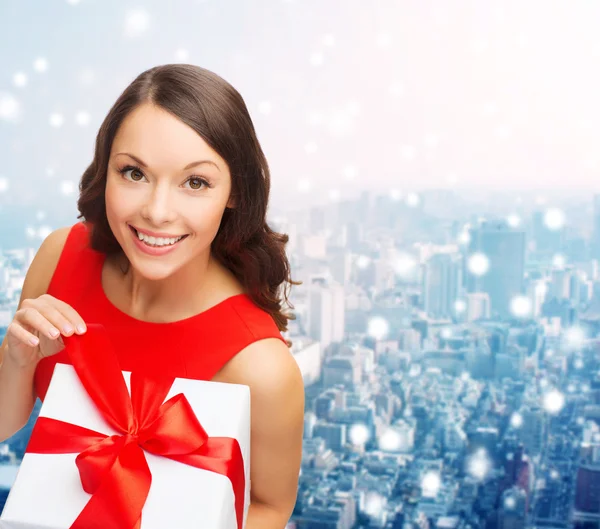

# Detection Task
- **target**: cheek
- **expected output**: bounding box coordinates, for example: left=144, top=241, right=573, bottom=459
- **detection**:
left=105, top=182, right=138, bottom=212
left=187, top=208, right=228, bottom=239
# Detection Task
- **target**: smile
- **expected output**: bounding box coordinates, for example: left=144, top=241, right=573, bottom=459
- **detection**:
left=128, top=225, right=189, bottom=255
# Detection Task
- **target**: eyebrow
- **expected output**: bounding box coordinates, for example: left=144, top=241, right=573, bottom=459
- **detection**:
left=115, top=152, right=220, bottom=172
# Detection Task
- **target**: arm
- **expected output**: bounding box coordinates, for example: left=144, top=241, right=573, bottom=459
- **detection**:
left=0, top=345, right=38, bottom=442
left=234, top=338, right=305, bottom=529
left=0, top=226, right=70, bottom=442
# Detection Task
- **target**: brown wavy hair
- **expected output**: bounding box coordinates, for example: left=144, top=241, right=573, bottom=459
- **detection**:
left=76, top=64, right=300, bottom=347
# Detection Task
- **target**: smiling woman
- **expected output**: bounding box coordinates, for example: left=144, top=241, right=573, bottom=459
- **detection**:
left=0, top=63, right=304, bottom=529
left=75, top=64, right=304, bottom=526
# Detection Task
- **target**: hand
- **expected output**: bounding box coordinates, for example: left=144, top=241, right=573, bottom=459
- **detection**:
left=5, top=294, right=87, bottom=368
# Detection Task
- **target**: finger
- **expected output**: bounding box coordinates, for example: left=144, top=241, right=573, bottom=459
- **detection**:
left=7, top=320, right=40, bottom=347
left=39, top=294, right=87, bottom=333
left=33, top=301, right=81, bottom=337
left=15, top=307, right=62, bottom=340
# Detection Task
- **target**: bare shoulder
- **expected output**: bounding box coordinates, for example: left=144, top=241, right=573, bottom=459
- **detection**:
left=215, top=338, right=303, bottom=395
left=0, top=225, right=72, bottom=362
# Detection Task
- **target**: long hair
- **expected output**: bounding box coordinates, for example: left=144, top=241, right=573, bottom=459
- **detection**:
left=76, top=64, right=300, bottom=347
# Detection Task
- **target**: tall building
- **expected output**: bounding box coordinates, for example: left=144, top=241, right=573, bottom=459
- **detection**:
left=519, top=405, right=547, bottom=456
left=497, top=487, right=527, bottom=529
left=548, top=267, right=573, bottom=300
left=574, top=462, right=600, bottom=527
left=329, top=248, right=352, bottom=286
left=312, top=422, right=347, bottom=451
left=466, top=292, right=491, bottom=322
left=307, top=277, right=345, bottom=348
left=423, top=253, right=463, bottom=318
left=467, top=220, right=526, bottom=318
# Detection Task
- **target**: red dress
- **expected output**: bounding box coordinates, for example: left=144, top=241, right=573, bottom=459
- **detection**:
left=34, top=221, right=287, bottom=402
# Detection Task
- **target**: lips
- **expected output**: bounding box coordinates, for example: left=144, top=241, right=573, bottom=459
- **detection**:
left=129, top=225, right=189, bottom=241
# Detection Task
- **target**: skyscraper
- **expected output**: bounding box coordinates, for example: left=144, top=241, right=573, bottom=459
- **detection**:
left=423, top=252, right=463, bottom=318
left=307, top=276, right=345, bottom=348
left=467, top=220, right=526, bottom=319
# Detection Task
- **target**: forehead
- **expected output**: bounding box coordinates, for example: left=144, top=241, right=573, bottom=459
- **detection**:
left=111, top=104, right=226, bottom=170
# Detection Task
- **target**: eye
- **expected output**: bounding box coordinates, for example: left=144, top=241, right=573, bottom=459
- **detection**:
left=118, top=165, right=146, bottom=182
left=185, top=176, right=211, bottom=191
left=118, top=165, right=211, bottom=191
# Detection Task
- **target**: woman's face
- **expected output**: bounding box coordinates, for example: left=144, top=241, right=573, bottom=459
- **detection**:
left=104, top=102, right=234, bottom=280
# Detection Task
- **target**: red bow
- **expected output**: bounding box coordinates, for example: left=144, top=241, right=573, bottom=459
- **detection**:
left=26, top=324, right=246, bottom=529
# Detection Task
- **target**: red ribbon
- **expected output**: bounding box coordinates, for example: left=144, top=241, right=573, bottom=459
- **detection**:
left=26, top=324, right=246, bottom=529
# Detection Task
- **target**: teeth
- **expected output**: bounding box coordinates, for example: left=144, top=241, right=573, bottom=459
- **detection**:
left=136, top=229, right=184, bottom=247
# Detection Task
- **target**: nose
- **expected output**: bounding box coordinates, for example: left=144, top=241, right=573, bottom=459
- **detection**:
left=141, top=182, right=177, bottom=225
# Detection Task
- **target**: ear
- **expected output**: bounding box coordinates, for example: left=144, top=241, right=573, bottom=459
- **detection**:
left=226, top=195, right=237, bottom=209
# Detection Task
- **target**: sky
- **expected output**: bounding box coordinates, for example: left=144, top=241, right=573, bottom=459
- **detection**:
left=2, top=0, right=600, bottom=220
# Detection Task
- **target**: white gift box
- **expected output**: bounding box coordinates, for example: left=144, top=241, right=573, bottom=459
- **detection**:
left=0, top=363, right=251, bottom=529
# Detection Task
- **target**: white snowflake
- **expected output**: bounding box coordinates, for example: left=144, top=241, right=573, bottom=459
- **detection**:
left=75, top=111, right=91, bottom=126
left=544, top=208, right=566, bottom=231
left=13, top=72, right=27, bottom=88
left=510, top=296, right=532, bottom=318
left=390, top=189, right=402, bottom=201
left=124, top=8, right=151, bottom=38
left=405, top=192, right=420, bottom=207
left=364, top=491, right=386, bottom=517
left=421, top=471, right=441, bottom=497
left=49, top=113, right=64, bottom=128
left=507, top=214, right=521, bottom=227
left=356, top=255, right=371, bottom=269
left=33, top=57, right=48, bottom=73
left=174, top=48, right=189, bottom=62
left=454, top=300, right=467, bottom=313
left=60, top=181, right=76, bottom=195
left=468, top=253, right=490, bottom=276
left=0, top=92, right=20, bottom=122
left=367, top=316, right=389, bottom=340
left=393, top=252, right=417, bottom=277
left=510, top=412, right=523, bottom=428
left=378, top=428, right=403, bottom=452
left=458, top=231, right=471, bottom=245
left=543, top=389, right=565, bottom=414
left=349, top=423, right=370, bottom=446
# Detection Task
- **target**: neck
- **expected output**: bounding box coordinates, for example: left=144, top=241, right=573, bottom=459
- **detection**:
left=116, top=249, right=216, bottom=322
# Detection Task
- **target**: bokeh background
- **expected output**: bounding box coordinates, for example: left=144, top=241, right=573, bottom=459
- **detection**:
left=3, top=1, right=600, bottom=528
